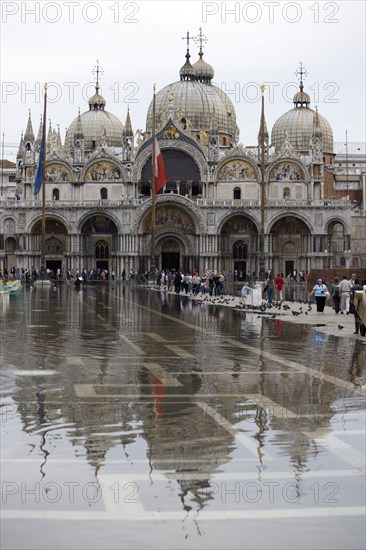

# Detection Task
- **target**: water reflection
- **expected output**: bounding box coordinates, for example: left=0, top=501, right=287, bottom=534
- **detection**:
left=1, top=285, right=365, bottom=547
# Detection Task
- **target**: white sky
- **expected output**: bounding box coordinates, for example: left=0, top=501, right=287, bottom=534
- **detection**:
left=1, top=0, right=365, bottom=161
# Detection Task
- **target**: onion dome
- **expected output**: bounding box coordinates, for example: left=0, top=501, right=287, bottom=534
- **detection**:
left=146, top=43, right=238, bottom=141
left=192, top=51, right=214, bottom=83
left=180, top=50, right=196, bottom=81
left=88, top=83, right=107, bottom=111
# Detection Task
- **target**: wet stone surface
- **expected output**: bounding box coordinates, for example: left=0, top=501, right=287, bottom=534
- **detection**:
left=1, top=284, right=365, bottom=549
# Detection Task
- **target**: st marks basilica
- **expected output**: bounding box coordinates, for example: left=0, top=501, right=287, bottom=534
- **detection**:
left=1, top=34, right=365, bottom=277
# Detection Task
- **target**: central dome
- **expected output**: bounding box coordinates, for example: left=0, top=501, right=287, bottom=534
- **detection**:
left=146, top=48, right=238, bottom=142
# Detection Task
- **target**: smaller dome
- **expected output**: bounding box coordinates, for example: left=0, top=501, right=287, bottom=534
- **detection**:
left=180, top=52, right=196, bottom=81
left=293, top=90, right=310, bottom=107
left=192, top=53, right=214, bottom=82
left=88, top=88, right=106, bottom=111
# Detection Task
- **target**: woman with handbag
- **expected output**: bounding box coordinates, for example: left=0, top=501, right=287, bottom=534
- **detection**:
left=309, top=278, right=328, bottom=313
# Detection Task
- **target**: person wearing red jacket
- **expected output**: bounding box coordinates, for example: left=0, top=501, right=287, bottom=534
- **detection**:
left=275, top=273, right=284, bottom=302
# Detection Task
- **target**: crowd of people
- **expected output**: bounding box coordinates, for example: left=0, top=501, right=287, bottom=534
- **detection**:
left=309, top=273, right=365, bottom=335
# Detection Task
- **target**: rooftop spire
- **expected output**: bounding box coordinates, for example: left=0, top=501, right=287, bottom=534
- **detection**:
left=36, top=115, right=43, bottom=147
left=56, top=125, right=63, bottom=152
left=24, top=109, right=35, bottom=141
left=47, top=119, right=53, bottom=151
left=124, top=106, right=133, bottom=136
left=74, top=108, right=84, bottom=139
left=313, top=106, right=323, bottom=137
left=17, top=132, right=24, bottom=158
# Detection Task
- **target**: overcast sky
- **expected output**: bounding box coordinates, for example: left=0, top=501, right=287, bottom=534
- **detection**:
left=1, top=0, right=365, bottom=161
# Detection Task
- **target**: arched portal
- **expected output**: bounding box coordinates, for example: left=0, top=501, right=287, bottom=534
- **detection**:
left=140, top=204, right=197, bottom=273
left=80, top=215, right=118, bottom=272
left=31, top=218, right=68, bottom=272
left=159, top=238, right=182, bottom=271
left=270, top=216, right=311, bottom=276
left=220, top=215, right=258, bottom=279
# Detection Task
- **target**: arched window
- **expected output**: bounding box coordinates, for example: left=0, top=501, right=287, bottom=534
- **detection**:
left=283, top=187, right=290, bottom=199
left=233, top=240, right=247, bottom=259
left=95, top=240, right=109, bottom=259
left=53, top=188, right=59, bottom=201
left=234, top=187, right=241, bottom=200
left=100, top=188, right=108, bottom=200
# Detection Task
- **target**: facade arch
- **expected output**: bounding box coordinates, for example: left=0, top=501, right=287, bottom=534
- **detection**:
left=82, top=158, right=125, bottom=183
left=133, top=195, right=205, bottom=234
left=270, top=214, right=312, bottom=277
left=134, top=142, right=207, bottom=185
left=267, top=211, right=313, bottom=234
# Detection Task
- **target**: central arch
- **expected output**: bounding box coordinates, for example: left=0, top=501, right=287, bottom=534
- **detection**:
left=158, top=237, right=182, bottom=272
left=140, top=149, right=202, bottom=197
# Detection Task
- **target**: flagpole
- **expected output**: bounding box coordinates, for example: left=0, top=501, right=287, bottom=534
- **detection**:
left=150, top=83, right=157, bottom=281
left=40, top=83, right=48, bottom=281
left=259, top=84, right=266, bottom=280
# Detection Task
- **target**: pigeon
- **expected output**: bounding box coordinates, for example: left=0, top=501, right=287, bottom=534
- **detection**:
left=338, top=325, right=344, bottom=329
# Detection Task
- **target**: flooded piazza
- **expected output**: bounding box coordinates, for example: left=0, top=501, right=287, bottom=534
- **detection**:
left=1, top=283, right=365, bottom=550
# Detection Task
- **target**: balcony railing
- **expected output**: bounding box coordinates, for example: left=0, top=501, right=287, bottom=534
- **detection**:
left=196, top=198, right=351, bottom=208
left=0, top=198, right=142, bottom=208
left=0, top=197, right=354, bottom=210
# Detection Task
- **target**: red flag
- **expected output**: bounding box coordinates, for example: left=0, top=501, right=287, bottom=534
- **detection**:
left=153, top=138, right=168, bottom=196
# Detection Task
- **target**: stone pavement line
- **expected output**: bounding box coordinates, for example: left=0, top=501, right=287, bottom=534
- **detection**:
left=163, top=344, right=195, bottom=358
left=73, top=384, right=97, bottom=397
left=196, top=402, right=274, bottom=460
left=66, top=357, right=83, bottom=365
left=2, top=507, right=365, bottom=522
left=102, top=289, right=365, bottom=395
left=242, top=395, right=366, bottom=469
left=119, top=333, right=146, bottom=355
left=143, top=363, right=183, bottom=386
left=243, top=394, right=331, bottom=419
left=224, top=337, right=365, bottom=396
left=145, top=332, right=168, bottom=342
left=302, top=432, right=366, bottom=470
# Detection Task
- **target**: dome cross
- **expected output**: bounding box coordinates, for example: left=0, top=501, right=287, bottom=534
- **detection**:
left=92, top=60, right=104, bottom=93
left=295, top=61, right=308, bottom=92
left=194, top=27, right=208, bottom=56
left=182, top=31, right=193, bottom=52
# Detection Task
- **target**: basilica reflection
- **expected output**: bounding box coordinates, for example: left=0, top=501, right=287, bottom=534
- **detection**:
left=1, top=285, right=365, bottom=517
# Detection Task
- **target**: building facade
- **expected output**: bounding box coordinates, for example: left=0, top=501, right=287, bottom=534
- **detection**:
left=0, top=46, right=365, bottom=277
